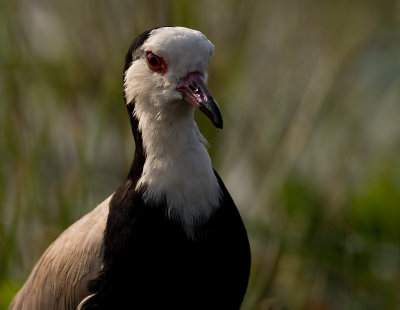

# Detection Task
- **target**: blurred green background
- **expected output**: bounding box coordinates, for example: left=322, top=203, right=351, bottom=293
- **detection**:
left=1, top=0, right=400, bottom=309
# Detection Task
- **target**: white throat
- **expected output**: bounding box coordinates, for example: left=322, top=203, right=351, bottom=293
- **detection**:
left=134, top=98, right=221, bottom=233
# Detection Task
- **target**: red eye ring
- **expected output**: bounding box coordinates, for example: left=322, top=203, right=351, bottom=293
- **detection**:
left=146, top=51, right=167, bottom=74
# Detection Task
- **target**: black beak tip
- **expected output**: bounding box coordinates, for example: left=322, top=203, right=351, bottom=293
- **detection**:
left=199, top=100, right=224, bottom=130
left=214, top=115, right=223, bottom=129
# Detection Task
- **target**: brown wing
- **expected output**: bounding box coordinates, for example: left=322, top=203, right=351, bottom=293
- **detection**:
left=9, top=196, right=111, bottom=310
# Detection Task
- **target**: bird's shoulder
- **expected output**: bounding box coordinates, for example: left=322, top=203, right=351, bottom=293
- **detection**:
left=9, top=196, right=111, bottom=310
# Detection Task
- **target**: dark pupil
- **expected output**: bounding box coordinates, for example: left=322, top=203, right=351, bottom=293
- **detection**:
left=149, top=56, right=159, bottom=67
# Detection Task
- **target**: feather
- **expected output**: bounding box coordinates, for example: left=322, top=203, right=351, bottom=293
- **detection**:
left=9, top=196, right=111, bottom=310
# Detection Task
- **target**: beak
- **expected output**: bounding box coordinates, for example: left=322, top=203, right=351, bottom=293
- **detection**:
left=176, top=72, right=223, bottom=129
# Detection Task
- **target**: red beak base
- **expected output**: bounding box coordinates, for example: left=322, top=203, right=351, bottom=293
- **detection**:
left=176, top=72, right=223, bottom=129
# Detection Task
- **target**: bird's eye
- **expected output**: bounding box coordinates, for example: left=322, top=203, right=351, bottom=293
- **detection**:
left=146, top=51, right=167, bottom=74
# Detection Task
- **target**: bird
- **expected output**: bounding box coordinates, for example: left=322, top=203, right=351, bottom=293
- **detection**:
left=10, top=26, right=251, bottom=310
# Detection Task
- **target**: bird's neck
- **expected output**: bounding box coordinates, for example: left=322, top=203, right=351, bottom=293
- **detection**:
left=129, top=99, right=221, bottom=236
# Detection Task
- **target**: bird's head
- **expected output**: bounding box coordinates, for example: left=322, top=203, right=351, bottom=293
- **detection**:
left=123, top=27, right=223, bottom=129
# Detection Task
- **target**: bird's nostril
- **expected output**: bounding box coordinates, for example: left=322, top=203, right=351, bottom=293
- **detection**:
left=189, top=83, right=199, bottom=93
left=189, top=84, right=203, bottom=99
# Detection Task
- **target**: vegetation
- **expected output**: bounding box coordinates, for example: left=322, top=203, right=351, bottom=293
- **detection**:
left=1, top=0, right=400, bottom=309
